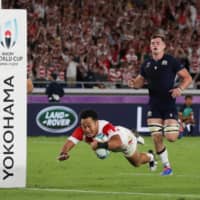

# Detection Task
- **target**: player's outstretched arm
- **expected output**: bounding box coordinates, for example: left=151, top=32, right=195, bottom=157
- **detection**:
left=58, top=140, right=76, bottom=161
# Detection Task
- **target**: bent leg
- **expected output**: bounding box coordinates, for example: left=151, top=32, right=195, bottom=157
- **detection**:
left=118, top=128, right=154, bottom=168
left=126, top=150, right=152, bottom=167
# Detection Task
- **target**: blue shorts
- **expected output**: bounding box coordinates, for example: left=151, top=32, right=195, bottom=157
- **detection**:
left=146, top=103, right=178, bottom=120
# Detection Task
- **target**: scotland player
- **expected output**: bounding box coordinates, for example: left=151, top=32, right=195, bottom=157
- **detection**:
left=128, top=32, right=192, bottom=175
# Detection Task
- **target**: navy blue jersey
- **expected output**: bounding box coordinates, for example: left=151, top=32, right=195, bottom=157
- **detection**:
left=141, top=54, right=184, bottom=105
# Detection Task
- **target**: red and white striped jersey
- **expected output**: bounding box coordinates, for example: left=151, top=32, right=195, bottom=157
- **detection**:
left=68, top=120, right=116, bottom=144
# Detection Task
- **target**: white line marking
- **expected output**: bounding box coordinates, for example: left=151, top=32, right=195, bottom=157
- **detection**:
left=26, top=187, right=200, bottom=199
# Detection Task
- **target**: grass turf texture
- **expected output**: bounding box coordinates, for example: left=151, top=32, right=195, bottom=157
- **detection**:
left=1, top=136, right=200, bottom=200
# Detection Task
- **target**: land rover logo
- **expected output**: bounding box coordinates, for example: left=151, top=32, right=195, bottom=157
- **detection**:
left=36, top=106, right=78, bottom=133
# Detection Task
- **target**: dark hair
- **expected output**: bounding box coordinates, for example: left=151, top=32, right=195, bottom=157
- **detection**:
left=185, top=95, right=193, bottom=100
left=151, top=32, right=166, bottom=42
left=80, top=109, right=98, bottom=120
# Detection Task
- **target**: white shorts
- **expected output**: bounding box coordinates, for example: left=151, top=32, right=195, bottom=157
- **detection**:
left=108, top=126, right=137, bottom=157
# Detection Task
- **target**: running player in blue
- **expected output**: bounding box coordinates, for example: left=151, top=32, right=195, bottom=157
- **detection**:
left=128, top=32, right=192, bottom=176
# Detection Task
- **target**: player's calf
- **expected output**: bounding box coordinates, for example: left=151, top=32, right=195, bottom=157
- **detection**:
left=126, top=151, right=157, bottom=169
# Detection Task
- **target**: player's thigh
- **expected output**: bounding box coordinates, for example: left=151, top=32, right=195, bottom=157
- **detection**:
left=147, top=118, right=163, bottom=135
left=164, top=119, right=179, bottom=141
left=116, top=127, right=137, bottom=158
left=147, top=104, right=163, bottom=135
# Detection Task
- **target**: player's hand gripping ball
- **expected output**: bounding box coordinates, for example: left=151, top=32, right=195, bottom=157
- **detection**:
left=94, top=133, right=110, bottom=159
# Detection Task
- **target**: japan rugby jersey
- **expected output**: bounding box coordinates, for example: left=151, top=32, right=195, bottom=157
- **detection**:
left=68, top=120, right=116, bottom=144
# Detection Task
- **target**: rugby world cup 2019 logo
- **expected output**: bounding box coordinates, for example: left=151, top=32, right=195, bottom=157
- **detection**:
left=0, top=19, right=18, bottom=49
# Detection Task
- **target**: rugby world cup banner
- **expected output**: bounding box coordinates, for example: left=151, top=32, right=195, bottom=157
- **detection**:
left=0, top=10, right=27, bottom=188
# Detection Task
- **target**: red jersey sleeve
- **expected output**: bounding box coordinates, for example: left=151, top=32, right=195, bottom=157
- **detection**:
left=102, top=123, right=116, bottom=135
left=71, top=127, right=84, bottom=141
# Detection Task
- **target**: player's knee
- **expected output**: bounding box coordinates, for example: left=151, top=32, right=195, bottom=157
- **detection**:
left=132, top=160, right=141, bottom=167
left=165, top=134, right=178, bottom=142
left=164, top=124, right=179, bottom=142
left=126, top=154, right=141, bottom=167
left=148, top=123, right=163, bottom=135
left=134, top=163, right=140, bottom=167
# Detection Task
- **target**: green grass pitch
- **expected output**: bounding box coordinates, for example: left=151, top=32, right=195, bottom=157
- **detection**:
left=1, top=136, right=200, bottom=200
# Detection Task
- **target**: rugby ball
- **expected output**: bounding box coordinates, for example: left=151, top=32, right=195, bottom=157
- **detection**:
left=94, top=133, right=110, bottom=159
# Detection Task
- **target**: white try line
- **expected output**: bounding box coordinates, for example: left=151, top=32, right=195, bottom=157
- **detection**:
left=26, top=187, right=200, bottom=199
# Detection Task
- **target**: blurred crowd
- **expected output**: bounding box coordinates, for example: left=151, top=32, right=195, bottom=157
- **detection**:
left=3, top=0, right=200, bottom=88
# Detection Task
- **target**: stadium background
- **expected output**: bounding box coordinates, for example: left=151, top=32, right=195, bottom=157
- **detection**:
left=3, top=0, right=200, bottom=136
left=2, top=0, right=200, bottom=89
left=1, top=0, right=200, bottom=199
